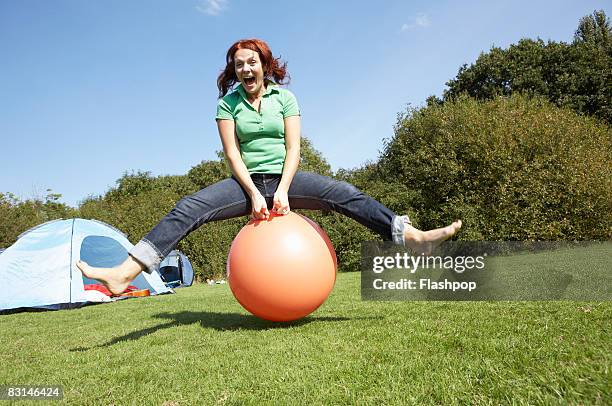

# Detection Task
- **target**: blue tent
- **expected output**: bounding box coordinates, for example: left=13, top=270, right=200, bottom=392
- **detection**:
left=156, top=250, right=194, bottom=288
left=0, top=219, right=172, bottom=313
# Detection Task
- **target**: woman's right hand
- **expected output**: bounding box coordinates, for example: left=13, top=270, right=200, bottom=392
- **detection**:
left=250, top=192, right=270, bottom=220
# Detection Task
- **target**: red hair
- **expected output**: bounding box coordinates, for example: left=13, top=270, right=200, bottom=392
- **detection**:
left=217, top=38, right=290, bottom=98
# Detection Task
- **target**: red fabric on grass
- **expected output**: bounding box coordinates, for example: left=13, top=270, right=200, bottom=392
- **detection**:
left=84, top=284, right=139, bottom=297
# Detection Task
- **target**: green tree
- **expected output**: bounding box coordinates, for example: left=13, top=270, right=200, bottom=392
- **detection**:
left=574, top=9, right=612, bottom=51
left=444, top=10, right=611, bottom=125
left=187, top=157, right=231, bottom=190
left=299, top=136, right=333, bottom=175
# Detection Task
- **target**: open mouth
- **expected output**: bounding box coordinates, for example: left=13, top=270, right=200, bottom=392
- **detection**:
left=243, top=77, right=256, bottom=86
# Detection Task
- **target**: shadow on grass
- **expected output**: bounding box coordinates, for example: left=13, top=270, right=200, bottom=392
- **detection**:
left=71, top=311, right=380, bottom=351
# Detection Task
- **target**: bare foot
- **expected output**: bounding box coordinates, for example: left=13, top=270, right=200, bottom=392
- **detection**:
left=76, top=256, right=144, bottom=296
left=404, top=220, right=462, bottom=255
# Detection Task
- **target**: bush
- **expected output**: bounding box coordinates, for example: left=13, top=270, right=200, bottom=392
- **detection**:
left=0, top=192, right=78, bottom=248
left=379, top=94, right=612, bottom=240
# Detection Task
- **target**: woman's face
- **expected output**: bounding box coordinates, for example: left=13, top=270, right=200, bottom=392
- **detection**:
left=234, top=48, right=265, bottom=97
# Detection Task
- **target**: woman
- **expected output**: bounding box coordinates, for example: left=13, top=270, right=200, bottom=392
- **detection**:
left=77, top=39, right=461, bottom=294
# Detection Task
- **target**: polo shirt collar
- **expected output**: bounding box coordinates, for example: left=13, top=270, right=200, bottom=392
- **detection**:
left=236, top=81, right=279, bottom=100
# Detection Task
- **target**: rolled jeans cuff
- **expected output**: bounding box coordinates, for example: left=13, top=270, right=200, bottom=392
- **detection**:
left=391, top=215, right=411, bottom=246
left=129, top=239, right=163, bottom=274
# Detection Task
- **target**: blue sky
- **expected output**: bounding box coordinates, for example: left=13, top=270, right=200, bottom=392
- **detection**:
left=1, top=0, right=608, bottom=207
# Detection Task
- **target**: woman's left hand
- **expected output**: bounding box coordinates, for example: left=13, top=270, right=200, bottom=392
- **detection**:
left=273, top=189, right=290, bottom=215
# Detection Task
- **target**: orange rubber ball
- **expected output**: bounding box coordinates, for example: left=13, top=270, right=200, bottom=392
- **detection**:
left=227, top=212, right=337, bottom=322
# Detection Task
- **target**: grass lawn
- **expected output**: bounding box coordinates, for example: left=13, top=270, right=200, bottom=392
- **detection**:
left=0, top=248, right=610, bottom=405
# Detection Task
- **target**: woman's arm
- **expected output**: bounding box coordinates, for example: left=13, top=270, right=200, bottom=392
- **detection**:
left=273, top=115, right=301, bottom=213
left=217, top=119, right=269, bottom=219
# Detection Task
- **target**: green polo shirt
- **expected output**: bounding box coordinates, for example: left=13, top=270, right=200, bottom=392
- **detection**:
left=215, top=83, right=301, bottom=174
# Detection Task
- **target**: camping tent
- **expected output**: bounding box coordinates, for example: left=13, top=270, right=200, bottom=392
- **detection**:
left=156, top=250, right=194, bottom=288
left=0, top=218, right=172, bottom=313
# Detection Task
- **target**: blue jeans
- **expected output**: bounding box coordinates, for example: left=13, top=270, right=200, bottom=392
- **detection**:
left=131, top=171, right=410, bottom=273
